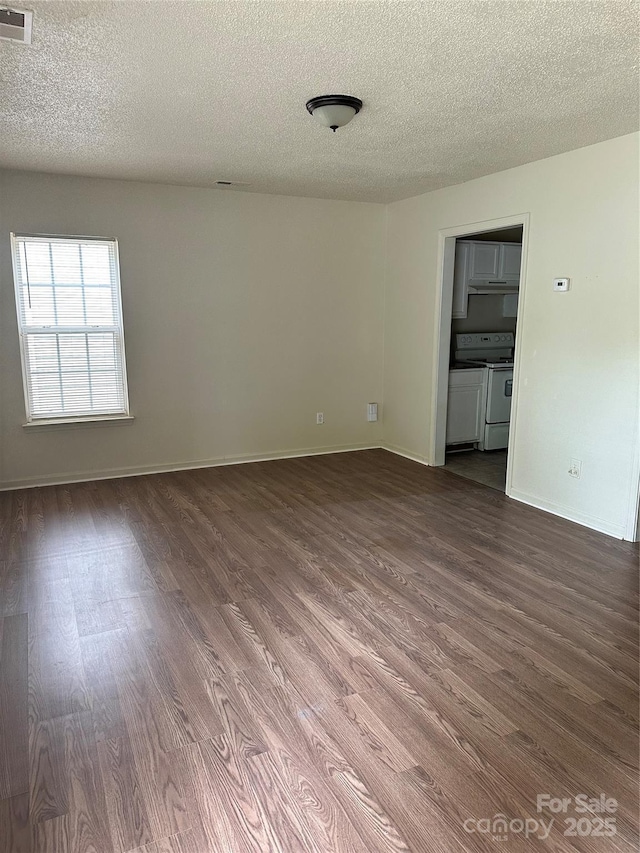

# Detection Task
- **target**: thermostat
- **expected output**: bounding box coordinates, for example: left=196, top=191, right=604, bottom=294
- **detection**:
left=553, top=278, right=570, bottom=292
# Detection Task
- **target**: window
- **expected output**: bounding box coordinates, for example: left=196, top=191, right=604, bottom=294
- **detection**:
left=11, top=234, right=130, bottom=423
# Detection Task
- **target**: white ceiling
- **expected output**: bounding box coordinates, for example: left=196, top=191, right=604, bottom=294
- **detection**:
left=1, top=1, right=638, bottom=202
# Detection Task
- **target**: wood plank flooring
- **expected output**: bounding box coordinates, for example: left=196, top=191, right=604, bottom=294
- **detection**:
left=0, top=448, right=638, bottom=852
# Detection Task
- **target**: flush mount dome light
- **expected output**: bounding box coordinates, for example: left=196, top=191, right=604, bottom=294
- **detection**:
left=306, top=95, right=362, bottom=132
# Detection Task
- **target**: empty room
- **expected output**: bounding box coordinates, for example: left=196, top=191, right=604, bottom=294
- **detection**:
left=0, top=2, right=638, bottom=852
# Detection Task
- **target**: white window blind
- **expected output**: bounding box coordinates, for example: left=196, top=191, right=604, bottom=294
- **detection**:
left=12, top=234, right=130, bottom=422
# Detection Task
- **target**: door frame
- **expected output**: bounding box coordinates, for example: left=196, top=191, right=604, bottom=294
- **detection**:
left=429, top=212, right=530, bottom=498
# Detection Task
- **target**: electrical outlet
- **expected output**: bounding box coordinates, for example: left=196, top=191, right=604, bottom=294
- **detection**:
left=316, top=412, right=324, bottom=425
left=568, top=458, right=582, bottom=479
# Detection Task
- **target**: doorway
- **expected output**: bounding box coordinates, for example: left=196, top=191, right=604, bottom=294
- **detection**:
left=430, top=214, right=530, bottom=495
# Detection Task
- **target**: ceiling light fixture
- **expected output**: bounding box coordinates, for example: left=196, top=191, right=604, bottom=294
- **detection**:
left=305, top=95, right=362, bottom=132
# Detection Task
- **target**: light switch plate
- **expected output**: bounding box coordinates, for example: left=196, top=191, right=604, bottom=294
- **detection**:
left=553, top=278, right=570, bottom=292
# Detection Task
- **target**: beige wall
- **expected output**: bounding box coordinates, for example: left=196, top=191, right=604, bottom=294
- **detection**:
left=1, top=135, right=638, bottom=539
left=384, top=133, right=639, bottom=538
left=0, top=171, right=386, bottom=487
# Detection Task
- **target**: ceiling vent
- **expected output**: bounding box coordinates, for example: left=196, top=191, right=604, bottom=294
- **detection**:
left=0, top=7, right=33, bottom=44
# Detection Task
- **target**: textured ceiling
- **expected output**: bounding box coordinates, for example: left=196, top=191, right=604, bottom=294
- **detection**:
left=1, top=1, right=638, bottom=202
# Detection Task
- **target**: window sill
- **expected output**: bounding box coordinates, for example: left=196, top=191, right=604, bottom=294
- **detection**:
left=23, top=415, right=135, bottom=431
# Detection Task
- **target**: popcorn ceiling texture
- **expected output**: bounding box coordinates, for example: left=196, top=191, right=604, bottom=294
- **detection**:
left=0, top=0, right=638, bottom=202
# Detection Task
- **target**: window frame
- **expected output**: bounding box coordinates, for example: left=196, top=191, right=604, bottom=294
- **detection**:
left=10, top=232, right=132, bottom=426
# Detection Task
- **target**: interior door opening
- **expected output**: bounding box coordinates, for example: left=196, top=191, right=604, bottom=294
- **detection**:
left=431, top=218, right=528, bottom=495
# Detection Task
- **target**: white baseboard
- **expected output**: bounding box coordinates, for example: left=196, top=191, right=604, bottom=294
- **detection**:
left=380, top=442, right=432, bottom=466
left=382, top=444, right=628, bottom=541
left=508, top=488, right=626, bottom=540
left=1, top=445, right=630, bottom=542
left=0, top=442, right=379, bottom=491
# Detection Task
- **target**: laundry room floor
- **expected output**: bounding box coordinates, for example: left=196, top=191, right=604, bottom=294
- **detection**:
left=444, top=448, right=508, bottom=491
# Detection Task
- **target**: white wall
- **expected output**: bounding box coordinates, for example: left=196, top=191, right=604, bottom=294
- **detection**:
left=383, top=133, right=640, bottom=539
left=0, top=171, right=386, bottom=487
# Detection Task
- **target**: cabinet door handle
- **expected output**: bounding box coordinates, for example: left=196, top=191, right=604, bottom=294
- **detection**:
left=505, top=379, right=513, bottom=397
left=488, top=281, right=508, bottom=285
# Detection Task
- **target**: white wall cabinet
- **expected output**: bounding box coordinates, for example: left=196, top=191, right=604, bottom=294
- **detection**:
left=452, top=242, right=470, bottom=318
left=464, top=240, right=522, bottom=282
left=452, top=240, right=521, bottom=317
left=499, top=243, right=522, bottom=280
left=469, top=242, right=501, bottom=279
left=446, top=368, right=486, bottom=445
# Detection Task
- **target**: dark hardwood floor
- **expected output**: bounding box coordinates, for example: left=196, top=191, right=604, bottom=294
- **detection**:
left=0, top=448, right=638, bottom=852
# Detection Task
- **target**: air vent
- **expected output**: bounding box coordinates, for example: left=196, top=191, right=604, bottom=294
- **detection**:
left=0, top=6, right=32, bottom=43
